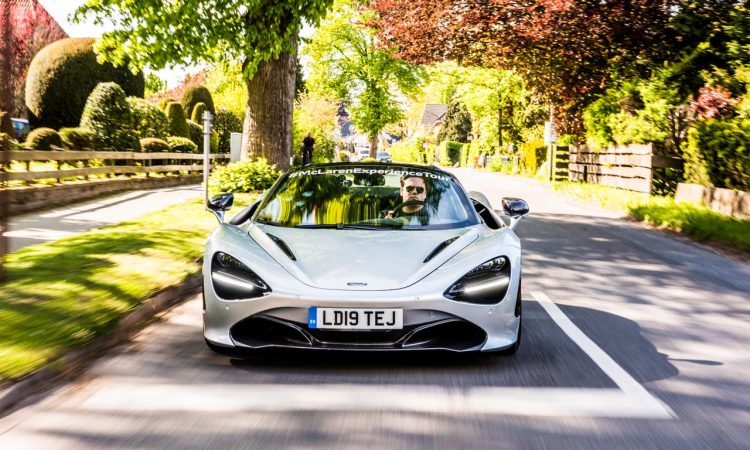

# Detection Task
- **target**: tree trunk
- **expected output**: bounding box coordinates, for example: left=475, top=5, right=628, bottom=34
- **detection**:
left=241, top=44, right=296, bottom=170
left=369, top=134, right=378, bottom=158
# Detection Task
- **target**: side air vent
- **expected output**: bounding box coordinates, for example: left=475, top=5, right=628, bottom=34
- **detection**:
left=423, top=236, right=459, bottom=263
left=267, top=234, right=297, bottom=261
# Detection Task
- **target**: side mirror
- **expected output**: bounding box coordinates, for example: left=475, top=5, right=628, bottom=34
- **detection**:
left=501, top=197, right=529, bottom=230
left=207, top=193, right=234, bottom=223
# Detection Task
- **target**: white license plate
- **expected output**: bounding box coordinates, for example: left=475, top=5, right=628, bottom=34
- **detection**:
left=308, top=307, right=403, bottom=330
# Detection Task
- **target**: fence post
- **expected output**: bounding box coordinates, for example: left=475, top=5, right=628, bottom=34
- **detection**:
left=203, top=110, right=214, bottom=209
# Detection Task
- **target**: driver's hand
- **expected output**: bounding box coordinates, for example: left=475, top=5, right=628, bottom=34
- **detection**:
left=384, top=210, right=395, bottom=219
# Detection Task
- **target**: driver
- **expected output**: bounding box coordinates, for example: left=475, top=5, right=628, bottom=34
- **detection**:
left=386, top=175, right=428, bottom=221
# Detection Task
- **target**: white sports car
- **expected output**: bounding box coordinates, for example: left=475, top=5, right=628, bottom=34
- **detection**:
left=203, top=163, right=529, bottom=354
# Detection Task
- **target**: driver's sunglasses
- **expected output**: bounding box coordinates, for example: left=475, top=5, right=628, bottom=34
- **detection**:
left=405, top=186, right=425, bottom=194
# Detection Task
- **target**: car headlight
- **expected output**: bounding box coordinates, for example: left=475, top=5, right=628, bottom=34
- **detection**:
left=211, top=252, right=271, bottom=300
left=443, top=256, right=511, bottom=304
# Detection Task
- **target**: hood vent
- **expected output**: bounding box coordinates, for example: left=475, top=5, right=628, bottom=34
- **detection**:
left=423, top=236, right=459, bottom=263
left=266, top=233, right=296, bottom=261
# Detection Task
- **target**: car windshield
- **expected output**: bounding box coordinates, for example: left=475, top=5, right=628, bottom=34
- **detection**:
left=254, top=164, right=479, bottom=230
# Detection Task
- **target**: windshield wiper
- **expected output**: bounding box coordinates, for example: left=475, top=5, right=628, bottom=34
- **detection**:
left=295, top=223, right=392, bottom=230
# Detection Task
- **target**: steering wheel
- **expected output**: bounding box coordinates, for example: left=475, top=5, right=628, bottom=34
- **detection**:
left=390, top=199, right=425, bottom=218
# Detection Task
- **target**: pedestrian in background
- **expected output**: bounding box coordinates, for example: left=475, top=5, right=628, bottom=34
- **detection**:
left=302, top=132, right=315, bottom=165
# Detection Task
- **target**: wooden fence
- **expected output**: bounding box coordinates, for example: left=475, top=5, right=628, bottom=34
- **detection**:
left=0, top=150, right=229, bottom=184
left=567, top=144, right=683, bottom=194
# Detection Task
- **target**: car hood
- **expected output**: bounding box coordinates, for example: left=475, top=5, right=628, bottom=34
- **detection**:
left=249, top=224, right=479, bottom=291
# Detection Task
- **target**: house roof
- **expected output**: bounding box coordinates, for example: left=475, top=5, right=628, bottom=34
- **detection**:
left=8, top=0, right=69, bottom=38
left=420, top=104, right=447, bottom=128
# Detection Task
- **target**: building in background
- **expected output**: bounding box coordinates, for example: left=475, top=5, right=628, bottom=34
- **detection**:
left=0, top=0, right=68, bottom=116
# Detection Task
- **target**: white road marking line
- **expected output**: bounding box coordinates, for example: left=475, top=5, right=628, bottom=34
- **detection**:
left=79, top=291, right=676, bottom=418
left=81, top=384, right=671, bottom=418
left=531, top=291, right=675, bottom=418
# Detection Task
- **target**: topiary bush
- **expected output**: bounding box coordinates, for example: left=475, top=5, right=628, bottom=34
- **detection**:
left=208, top=158, right=279, bottom=195
left=80, top=82, right=137, bottom=150
left=213, top=107, right=243, bottom=152
left=181, top=85, right=215, bottom=119
left=191, top=102, right=206, bottom=124
left=140, top=138, right=171, bottom=153
left=127, top=97, right=169, bottom=140
left=0, top=111, right=14, bottom=137
left=165, top=102, right=190, bottom=138
left=167, top=136, right=198, bottom=153
left=59, top=127, right=93, bottom=149
left=25, top=38, right=144, bottom=130
left=25, top=127, right=62, bottom=150
left=1, top=132, right=19, bottom=151
left=158, top=97, right=177, bottom=111
left=187, top=120, right=203, bottom=147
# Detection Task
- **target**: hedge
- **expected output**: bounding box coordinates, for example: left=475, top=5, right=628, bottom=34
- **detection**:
left=213, top=107, right=243, bottom=153
left=684, top=118, right=750, bottom=191
left=80, top=82, right=138, bottom=151
left=208, top=158, right=279, bottom=196
left=187, top=120, right=203, bottom=147
left=25, top=38, right=144, bottom=129
left=181, top=86, right=215, bottom=119
left=25, top=128, right=62, bottom=150
left=167, top=136, right=197, bottom=153
left=127, top=97, right=169, bottom=140
left=59, top=127, right=92, bottom=149
left=166, top=102, right=190, bottom=139
left=140, top=138, right=171, bottom=153
left=191, top=102, right=206, bottom=124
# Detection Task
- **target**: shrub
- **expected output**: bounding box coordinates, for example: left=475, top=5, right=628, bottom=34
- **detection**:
left=80, top=82, right=137, bottom=150
left=187, top=120, right=203, bottom=147
left=165, top=102, right=190, bottom=138
left=127, top=97, right=169, bottom=140
left=0, top=111, right=14, bottom=136
left=684, top=118, right=750, bottom=191
left=158, top=97, right=177, bottom=111
left=339, top=151, right=349, bottom=162
left=213, top=107, right=243, bottom=153
left=167, top=136, right=198, bottom=153
left=211, top=130, right=219, bottom=153
left=140, top=138, right=171, bottom=153
left=208, top=158, right=280, bottom=195
left=440, top=141, right=463, bottom=166
left=25, top=127, right=62, bottom=150
left=25, top=38, right=144, bottom=129
left=181, top=85, right=215, bottom=118
left=0, top=132, right=18, bottom=151
left=191, top=102, right=206, bottom=124
left=59, top=127, right=92, bottom=149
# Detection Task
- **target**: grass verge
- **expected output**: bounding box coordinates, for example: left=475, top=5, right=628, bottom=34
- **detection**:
left=552, top=181, right=750, bottom=253
left=0, top=193, right=257, bottom=383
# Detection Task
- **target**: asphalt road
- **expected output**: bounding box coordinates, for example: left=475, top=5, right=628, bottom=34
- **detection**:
left=2, top=169, right=750, bottom=449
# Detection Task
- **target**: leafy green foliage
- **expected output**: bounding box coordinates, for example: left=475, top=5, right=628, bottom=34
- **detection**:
left=213, top=107, right=243, bottom=153
left=292, top=93, right=338, bottom=164
left=127, top=97, right=169, bottom=140
left=388, top=138, right=429, bottom=164
left=205, top=64, right=247, bottom=117
left=1, top=133, right=20, bottom=151
left=439, top=141, right=463, bottom=166
left=684, top=118, right=750, bottom=190
left=165, top=102, right=190, bottom=139
left=167, top=136, right=198, bottom=153
left=139, top=138, right=171, bottom=153
left=144, top=72, right=167, bottom=97
left=25, top=38, right=144, bottom=130
left=187, top=120, right=203, bottom=147
left=58, top=127, right=93, bottom=149
left=305, top=0, right=425, bottom=151
left=181, top=86, right=215, bottom=118
left=191, top=102, right=207, bottom=124
left=208, top=158, right=280, bottom=195
left=80, top=82, right=139, bottom=151
left=437, top=100, right=472, bottom=144
left=24, top=127, right=62, bottom=150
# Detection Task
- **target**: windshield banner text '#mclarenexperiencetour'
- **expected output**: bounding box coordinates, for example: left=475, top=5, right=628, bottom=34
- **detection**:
left=289, top=167, right=450, bottom=180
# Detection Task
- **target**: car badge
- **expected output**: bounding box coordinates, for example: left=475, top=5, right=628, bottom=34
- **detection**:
left=347, top=282, right=368, bottom=286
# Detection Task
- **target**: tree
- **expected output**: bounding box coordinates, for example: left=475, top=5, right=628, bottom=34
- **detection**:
left=76, top=0, right=333, bottom=169
left=370, top=0, right=675, bottom=133
left=304, top=0, right=425, bottom=155
left=437, top=99, right=471, bottom=144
